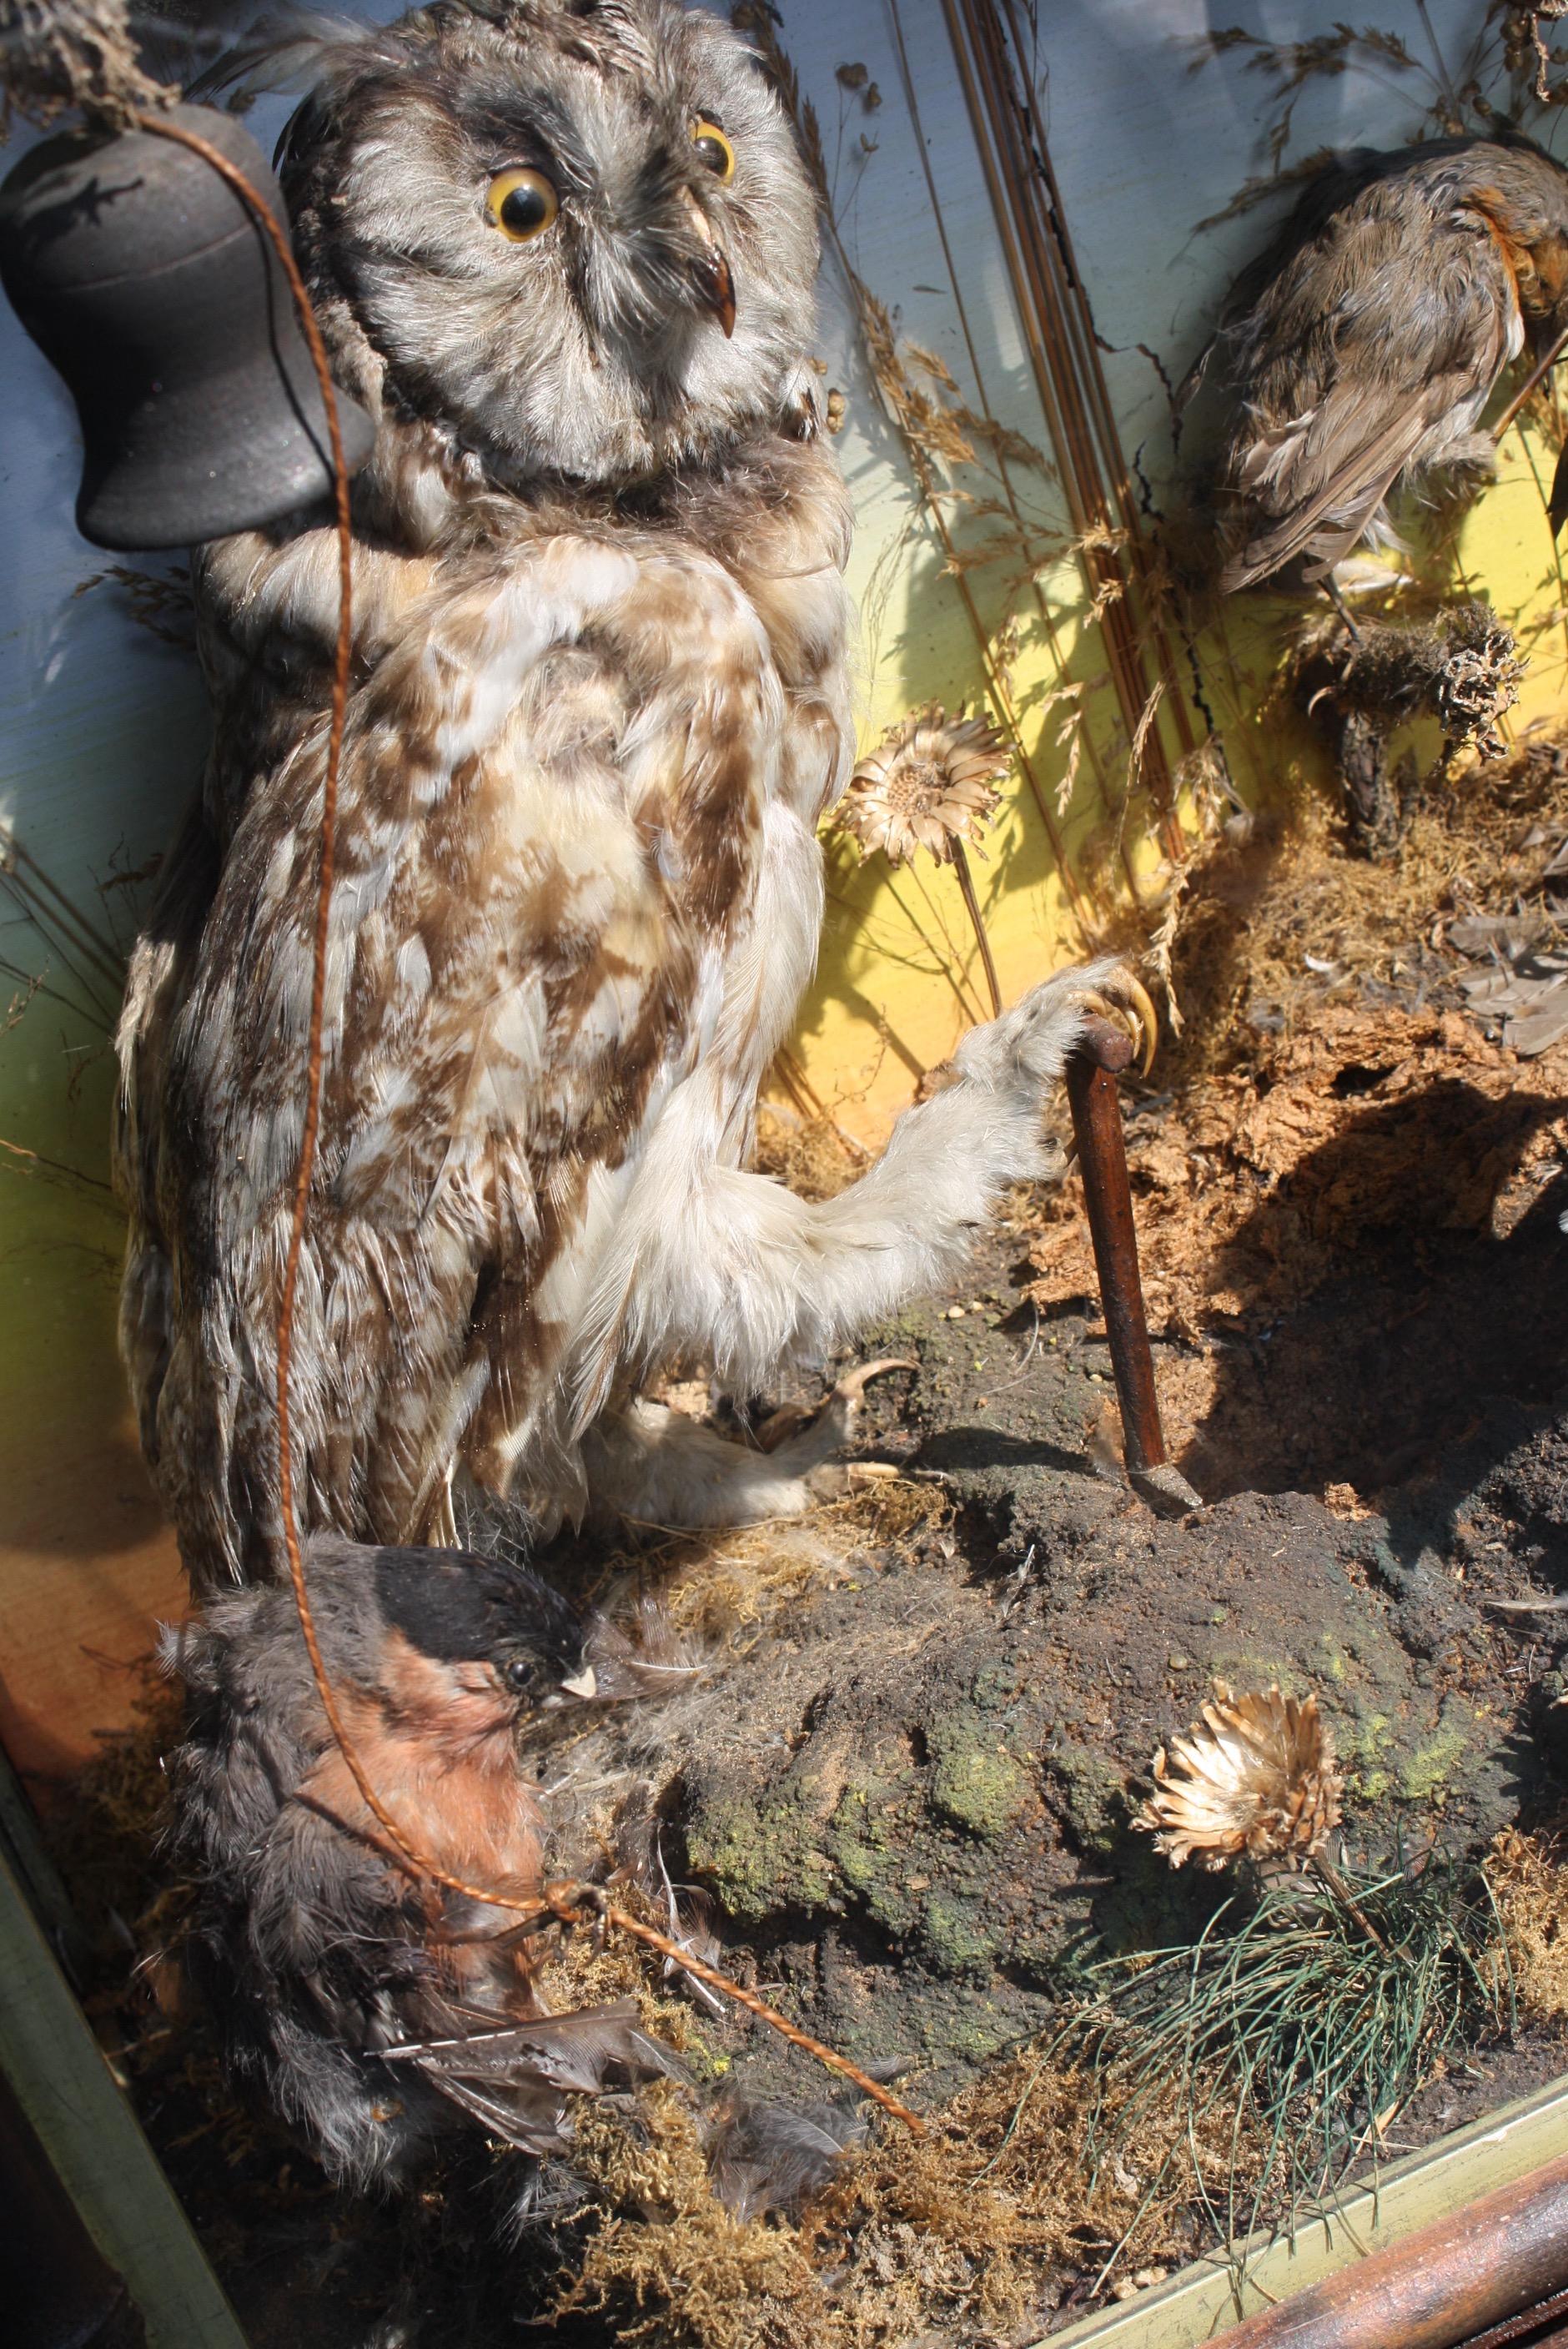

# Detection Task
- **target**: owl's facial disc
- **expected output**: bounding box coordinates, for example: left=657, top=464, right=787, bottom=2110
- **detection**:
left=276, top=0, right=821, bottom=485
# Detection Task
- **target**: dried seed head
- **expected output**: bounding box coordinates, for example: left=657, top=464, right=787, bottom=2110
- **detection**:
left=838, top=704, right=1008, bottom=868
left=2, top=0, right=172, bottom=123
left=1136, top=1683, right=1343, bottom=1873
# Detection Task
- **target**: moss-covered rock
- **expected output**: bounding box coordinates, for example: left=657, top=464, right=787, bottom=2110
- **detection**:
left=656, top=1467, right=1531, bottom=2100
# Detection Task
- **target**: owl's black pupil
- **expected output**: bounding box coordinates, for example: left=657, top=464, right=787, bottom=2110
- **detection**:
left=500, top=182, right=550, bottom=234
left=694, top=133, right=728, bottom=175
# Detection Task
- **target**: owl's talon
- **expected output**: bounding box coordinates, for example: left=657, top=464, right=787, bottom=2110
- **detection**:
left=1081, top=970, right=1158, bottom=1079
left=751, top=1358, right=913, bottom=1471
left=829, top=1356, right=917, bottom=1406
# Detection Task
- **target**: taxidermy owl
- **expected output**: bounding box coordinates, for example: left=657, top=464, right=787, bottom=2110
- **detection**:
left=1182, top=136, right=1568, bottom=593
left=115, top=0, right=1151, bottom=1592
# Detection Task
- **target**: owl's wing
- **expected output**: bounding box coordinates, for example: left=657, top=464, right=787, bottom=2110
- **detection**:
left=1216, top=203, right=1521, bottom=591
left=122, top=533, right=784, bottom=1581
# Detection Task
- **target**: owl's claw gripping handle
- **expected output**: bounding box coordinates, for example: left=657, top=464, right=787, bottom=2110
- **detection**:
left=1065, top=1019, right=1201, bottom=1521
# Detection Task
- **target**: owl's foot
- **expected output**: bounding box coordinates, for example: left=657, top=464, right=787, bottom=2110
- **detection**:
left=751, top=1357, right=913, bottom=1455
left=755, top=1356, right=913, bottom=1504
left=581, top=1361, right=912, bottom=1532
left=999, top=956, right=1157, bottom=1083
left=1078, top=966, right=1158, bottom=1079
left=567, top=961, right=1157, bottom=1532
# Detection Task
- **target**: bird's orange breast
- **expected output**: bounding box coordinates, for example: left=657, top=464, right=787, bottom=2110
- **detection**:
left=1529, top=230, right=1568, bottom=315
left=1470, top=194, right=1568, bottom=323
left=301, top=1673, right=546, bottom=1899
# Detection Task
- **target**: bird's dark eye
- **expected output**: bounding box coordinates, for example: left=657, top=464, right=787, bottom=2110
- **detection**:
left=485, top=168, right=560, bottom=243
left=691, top=120, right=736, bottom=182
left=502, top=1656, right=537, bottom=1693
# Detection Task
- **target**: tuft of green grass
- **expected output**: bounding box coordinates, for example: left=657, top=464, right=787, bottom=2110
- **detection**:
left=1062, top=1848, right=1511, bottom=2268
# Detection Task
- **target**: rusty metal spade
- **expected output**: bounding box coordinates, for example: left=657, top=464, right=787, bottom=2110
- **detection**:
left=1065, top=1019, right=1202, bottom=1519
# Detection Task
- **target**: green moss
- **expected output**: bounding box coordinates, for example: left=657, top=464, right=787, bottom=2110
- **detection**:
left=822, top=1783, right=929, bottom=1934
left=1210, top=1653, right=1301, bottom=1694
left=873, top=1304, right=942, bottom=1347
left=1340, top=1705, right=1396, bottom=1801
left=921, top=1891, right=997, bottom=1975
left=1398, top=1715, right=1472, bottom=1803
left=683, top=1793, right=832, bottom=1925
left=917, top=1998, right=1021, bottom=2062
left=968, top=1662, right=1021, bottom=1710
left=1046, top=1742, right=1128, bottom=1858
left=930, top=1739, right=1028, bottom=1838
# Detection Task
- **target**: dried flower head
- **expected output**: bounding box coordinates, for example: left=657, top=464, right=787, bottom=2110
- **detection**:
left=2, top=0, right=171, bottom=125
left=838, top=704, right=1008, bottom=868
left=1136, top=1683, right=1343, bottom=1873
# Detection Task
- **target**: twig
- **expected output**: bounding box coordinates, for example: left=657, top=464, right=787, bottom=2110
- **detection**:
left=1491, top=319, right=1568, bottom=446
left=1310, top=1852, right=1399, bottom=1957
left=949, top=839, right=1002, bottom=1015
left=0, top=1131, right=118, bottom=1196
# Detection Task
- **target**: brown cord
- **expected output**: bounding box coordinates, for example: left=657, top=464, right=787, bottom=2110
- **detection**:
left=540, top=1886, right=926, bottom=2131
left=130, top=115, right=420, bottom=1874
left=128, top=114, right=926, bottom=2144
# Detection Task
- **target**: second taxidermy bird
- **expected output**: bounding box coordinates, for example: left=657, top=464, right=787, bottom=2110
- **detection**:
left=1184, top=135, right=1568, bottom=593
left=161, top=1533, right=688, bottom=2187
left=166, top=1537, right=871, bottom=2214
left=115, top=0, right=1151, bottom=1592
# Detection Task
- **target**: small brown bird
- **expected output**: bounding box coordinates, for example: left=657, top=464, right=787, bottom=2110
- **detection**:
left=162, top=1536, right=679, bottom=2191
left=1185, top=135, right=1568, bottom=592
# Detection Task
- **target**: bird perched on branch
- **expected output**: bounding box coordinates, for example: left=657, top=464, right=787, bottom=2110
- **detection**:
left=159, top=1533, right=690, bottom=2187
left=113, top=0, right=1153, bottom=1588
left=1183, top=135, right=1568, bottom=594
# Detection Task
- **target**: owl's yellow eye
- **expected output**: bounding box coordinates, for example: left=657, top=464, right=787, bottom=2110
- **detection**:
left=691, top=119, right=736, bottom=182
left=485, top=167, right=560, bottom=242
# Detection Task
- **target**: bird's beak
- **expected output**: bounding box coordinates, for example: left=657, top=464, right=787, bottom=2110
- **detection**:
left=560, top=1665, right=597, bottom=1699
left=677, top=185, right=736, bottom=338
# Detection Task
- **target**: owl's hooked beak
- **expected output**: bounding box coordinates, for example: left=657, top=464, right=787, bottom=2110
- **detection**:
left=676, top=185, right=736, bottom=338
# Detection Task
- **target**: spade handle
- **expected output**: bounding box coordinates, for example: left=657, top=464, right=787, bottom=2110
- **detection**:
left=1065, top=1020, right=1200, bottom=1517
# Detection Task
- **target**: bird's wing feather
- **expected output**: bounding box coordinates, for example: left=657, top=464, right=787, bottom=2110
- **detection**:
left=706, top=2090, right=867, bottom=2220
left=404, top=2064, right=573, bottom=2154
left=1217, top=403, right=1434, bottom=591
left=387, top=1996, right=686, bottom=2155
left=384, top=1996, right=688, bottom=2089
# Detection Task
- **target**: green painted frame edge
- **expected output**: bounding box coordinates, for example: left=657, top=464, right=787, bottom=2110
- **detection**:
left=0, top=1836, right=249, bottom=2349
left=1039, top=2065, right=1568, bottom=2347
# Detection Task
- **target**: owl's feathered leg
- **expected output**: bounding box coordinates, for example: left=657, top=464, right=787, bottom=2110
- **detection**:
left=570, top=958, right=1151, bottom=1526
left=580, top=1361, right=907, bottom=1532
left=581, top=1401, right=841, bottom=1529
